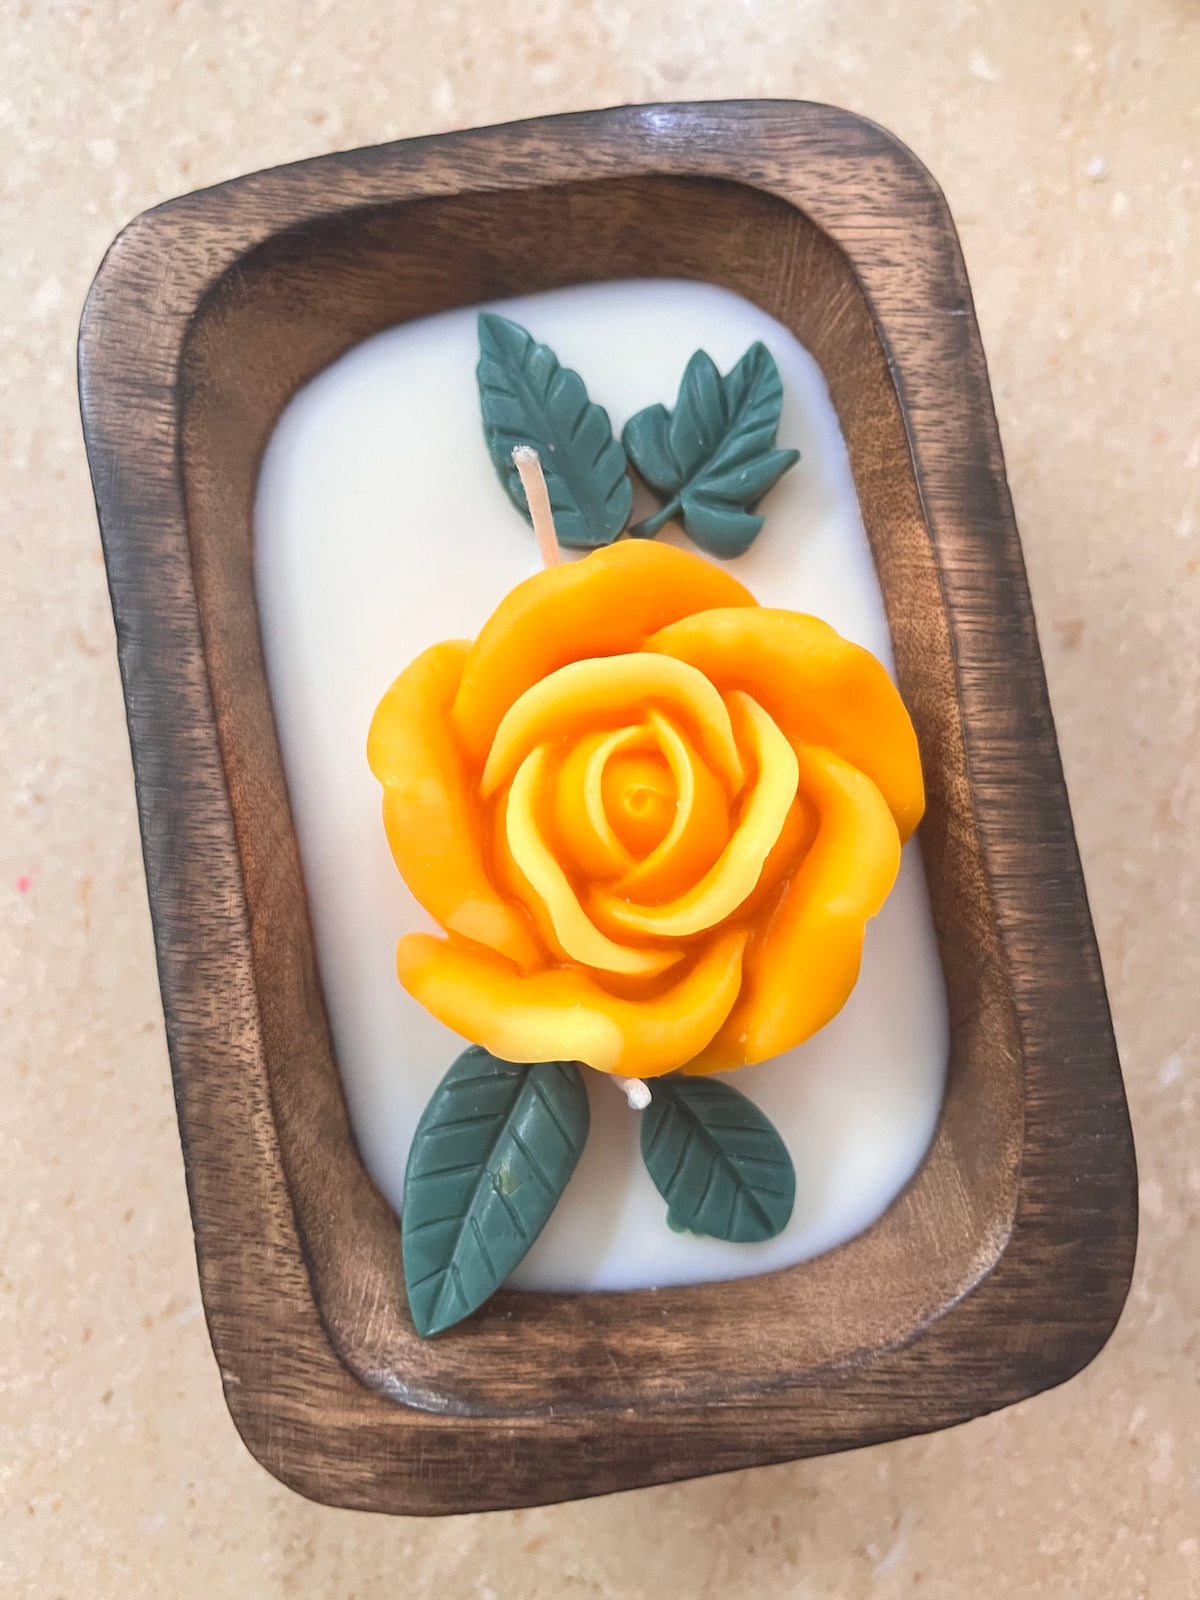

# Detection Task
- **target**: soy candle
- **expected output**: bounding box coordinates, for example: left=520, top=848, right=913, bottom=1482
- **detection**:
left=254, top=278, right=949, bottom=1292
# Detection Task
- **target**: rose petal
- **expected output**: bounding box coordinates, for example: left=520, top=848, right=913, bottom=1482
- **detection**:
left=452, top=540, right=755, bottom=765
left=615, top=712, right=731, bottom=902
left=506, top=747, right=681, bottom=978
left=396, top=927, right=749, bottom=1077
left=685, top=745, right=901, bottom=1073
left=481, top=653, right=744, bottom=799
left=367, top=641, right=542, bottom=970
left=730, top=792, right=819, bottom=926
left=488, top=776, right=568, bottom=964
left=646, top=607, right=924, bottom=841
left=601, top=748, right=677, bottom=856
left=552, top=726, right=642, bottom=880
left=595, top=693, right=798, bottom=938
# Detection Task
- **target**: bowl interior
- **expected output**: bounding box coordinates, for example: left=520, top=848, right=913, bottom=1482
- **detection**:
left=178, top=173, right=1022, bottom=1415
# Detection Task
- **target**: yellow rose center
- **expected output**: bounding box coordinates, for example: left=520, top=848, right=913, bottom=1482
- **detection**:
left=602, top=750, right=677, bottom=856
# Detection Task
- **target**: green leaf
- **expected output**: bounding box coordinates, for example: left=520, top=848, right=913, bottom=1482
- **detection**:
left=477, top=313, right=633, bottom=549
left=640, top=1076, right=795, bottom=1242
left=624, top=343, right=800, bottom=558
left=621, top=403, right=676, bottom=494
left=402, top=1047, right=590, bottom=1337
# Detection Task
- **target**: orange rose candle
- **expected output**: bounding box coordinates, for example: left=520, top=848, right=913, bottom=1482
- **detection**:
left=369, top=536, right=923, bottom=1080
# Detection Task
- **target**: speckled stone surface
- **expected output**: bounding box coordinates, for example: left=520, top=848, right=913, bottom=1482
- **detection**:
left=2, top=2, right=1198, bottom=1595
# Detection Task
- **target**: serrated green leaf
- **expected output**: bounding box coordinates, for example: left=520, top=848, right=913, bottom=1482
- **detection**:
left=624, top=342, right=800, bottom=557
left=477, top=313, right=633, bottom=549
left=620, top=402, right=676, bottom=494
left=640, top=1076, right=795, bottom=1243
left=668, top=349, right=726, bottom=478
left=402, top=1047, right=589, bottom=1336
left=678, top=496, right=764, bottom=556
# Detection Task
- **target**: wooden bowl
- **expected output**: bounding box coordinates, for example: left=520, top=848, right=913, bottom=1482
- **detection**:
left=78, top=101, right=1136, bottom=1514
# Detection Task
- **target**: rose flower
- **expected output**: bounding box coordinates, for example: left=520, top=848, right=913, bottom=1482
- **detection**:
left=368, top=540, right=923, bottom=1078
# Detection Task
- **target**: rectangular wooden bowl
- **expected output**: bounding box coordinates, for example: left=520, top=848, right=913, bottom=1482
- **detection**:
left=78, top=101, right=1136, bottom=1514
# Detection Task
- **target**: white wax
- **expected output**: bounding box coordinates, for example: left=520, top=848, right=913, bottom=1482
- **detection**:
left=254, top=279, right=949, bottom=1292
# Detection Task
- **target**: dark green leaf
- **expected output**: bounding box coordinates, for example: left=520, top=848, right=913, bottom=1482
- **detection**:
left=678, top=497, right=764, bottom=557
left=624, top=342, right=800, bottom=558
left=640, top=1076, right=795, bottom=1243
left=620, top=403, right=676, bottom=494
left=668, top=349, right=726, bottom=479
left=402, top=1047, right=590, bottom=1336
left=477, top=313, right=633, bottom=549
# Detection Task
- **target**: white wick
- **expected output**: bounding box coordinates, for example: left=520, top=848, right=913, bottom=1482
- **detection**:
left=511, top=445, right=561, bottom=568
left=614, top=1076, right=652, bottom=1111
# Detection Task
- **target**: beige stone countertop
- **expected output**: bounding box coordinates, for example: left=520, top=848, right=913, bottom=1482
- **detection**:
left=3, top=2, right=1198, bottom=1595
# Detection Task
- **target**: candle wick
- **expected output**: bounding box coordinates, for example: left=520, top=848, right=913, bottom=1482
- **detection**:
left=512, top=445, right=561, bottom=568
left=613, top=1076, right=652, bottom=1111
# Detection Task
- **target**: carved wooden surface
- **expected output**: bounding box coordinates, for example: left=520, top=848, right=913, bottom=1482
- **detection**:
left=78, top=101, right=1136, bottom=1514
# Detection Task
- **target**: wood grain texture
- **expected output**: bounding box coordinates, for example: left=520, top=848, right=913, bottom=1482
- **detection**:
left=77, top=101, right=1136, bottom=1514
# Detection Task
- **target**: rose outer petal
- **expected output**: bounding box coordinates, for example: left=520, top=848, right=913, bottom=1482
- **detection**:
left=646, top=608, right=925, bottom=841
left=451, top=540, right=756, bottom=766
left=685, top=746, right=901, bottom=1074
left=396, top=926, right=749, bottom=1077
left=367, top=641, right=542, bottom=971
